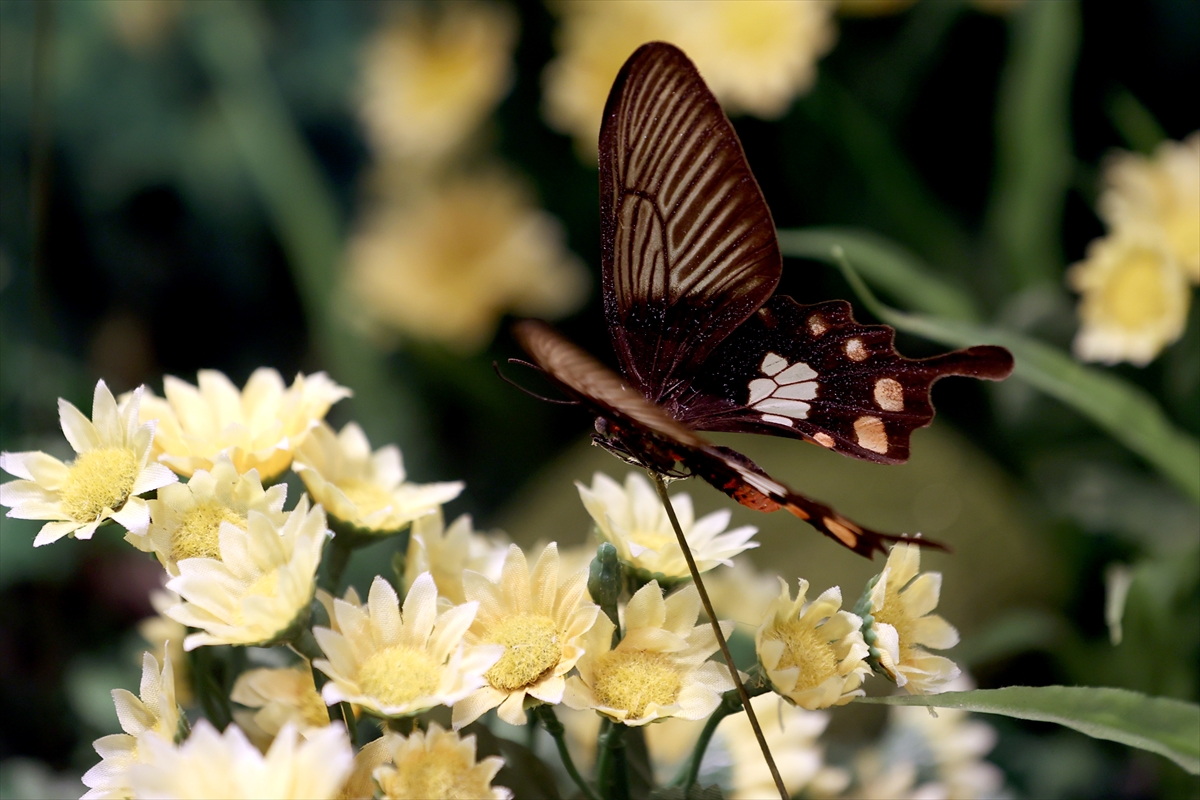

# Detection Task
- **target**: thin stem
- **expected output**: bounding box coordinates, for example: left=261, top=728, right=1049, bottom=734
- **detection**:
left=597, top=722, right=629, bottom=800
left=673, top=689, right=741, bottom=791
left=649, top=472, right=789, bottom=800
left=535, top=706, right=601, bottom=800
left=320, top=536, right=354, bottom=594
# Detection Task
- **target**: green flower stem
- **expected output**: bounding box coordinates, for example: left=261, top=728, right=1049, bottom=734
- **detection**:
left=674, top=690, right=740, bottom=792
left=596, top=721, right=629, bottom=800
left=536, top=706, right=601, bottom=800
left=188, top=644, right=232, bottom=731
left=320, top=535, right=354, bottom=595
left=649, top=472, right=789, bottom=800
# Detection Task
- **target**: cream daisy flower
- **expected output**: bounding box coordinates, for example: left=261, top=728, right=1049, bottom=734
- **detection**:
left=359, top=3, right=517, bottom=164
left=231, top=667, right=330, bottom=749
left=165, top=496, right=328, bottom=650
left=721, top=694, right=849, bottom=800
left=451, top=543, right=600, bottom=728
left=1, top=380, right=176, bottom=546
left=404, top=511, right=509, bottom=605
left=1099, top=132, right=1200, bottom=282
left=577, top=472, right=759, bottom=585
left=373, top=723, right=511, bottom=800
left=563, top=581, right=735, bottom=725
left=138, top=587, right=192, bottom=707
left=294, top=422, right=463, bottom=535
left=133, top=455, right=287, bottom=575
left=337, top=735, right=392, bottom=800
left=348, top=170, right=588, bottom=353
left=756, top=578, right=871, bottom=710
left=134, top=368, right=351, bottom=480
left=128, top=720, right=353, bottom=800
left=1068, top=232, right=1192, bottom=366
left=313, top=573, right=502, bottom=719
left=316, top=585, right=365, bottom=634
left=857, top=543, right=960, bottom=695
left=81, top=651, right=183, bottom=800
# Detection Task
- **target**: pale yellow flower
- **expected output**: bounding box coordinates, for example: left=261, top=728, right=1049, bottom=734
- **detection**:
left=373, top=723, right=511, bottom=800
left=81, top=651, right=183, bottom=800
left=165, top=496, right=328, bottom=650
left=577, top=472, right=759, bottom=583
left=231, top=667, right=330, bottom=750
left=128, top=721, right=353, bottom=800
left=134, top=368, right=351, bottom=480
left=563, top=581, right=735, bottom=725
left=313, top=573, right=502, bottom=719
left=294, top=422, right=462, bottom=534
left=1099, top=132, right=1200, bottom=282
left=1, top=380, right=177, bottom=546
left=702, top=557, right=782, bottom=630
left=1068, top=231, right=1191, bottom=366
left=543, top=1, right=835, bottom=160
left=348, top=170, right=587, bottom=353
left=316, top=585, right=365, bottom=634
left=404, top=511, right=509, bottom=606
left=360, top=3, right=517, bottom=164
left=720, top=694, right=849, bottom=800
left=133, top=455, right=287, bottom=575
left=859, top=543, right=960, bottom=695
left=451, top=543, right=600, bottom=728
left=756, top=578, right=871, bottom=710
left=337, top=736, right=392, bottom=800
left=138, top=587, right=192, bottom=707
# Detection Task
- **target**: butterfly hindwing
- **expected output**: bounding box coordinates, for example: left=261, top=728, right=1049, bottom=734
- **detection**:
left=678, top=296, right=1015, bottom=464
left=600, top=42, right=781, bottom=401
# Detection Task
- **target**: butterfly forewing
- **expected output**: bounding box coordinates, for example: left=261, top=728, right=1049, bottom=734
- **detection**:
left=600, top=42, right=782, bottom=401
left=680, top=297, right=1015, bottom=463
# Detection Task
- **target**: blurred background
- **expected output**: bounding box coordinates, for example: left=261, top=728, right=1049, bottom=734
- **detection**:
left=0, top=1, right=1197, bottom=798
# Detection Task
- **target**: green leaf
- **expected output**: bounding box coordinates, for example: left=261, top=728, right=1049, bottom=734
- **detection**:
left=856, top=686, right=1200, bottom=775
left=782, top=233, right=1200, bottom=503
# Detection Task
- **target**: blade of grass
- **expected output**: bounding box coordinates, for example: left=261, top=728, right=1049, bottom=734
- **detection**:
left=856, top=686, right=1200, bottom=775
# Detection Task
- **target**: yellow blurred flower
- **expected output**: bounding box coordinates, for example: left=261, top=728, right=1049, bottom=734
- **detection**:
left=0, top=380, right=177, bottom=546
left=134, top=368, right=351, bottom=481
left=757, top=578, right=871, bottom=710
left=348, top=170, right=587, bottom=353
left=701, top=556, right=782, bottom=630
left=337, top=736, right=392, bottom=800
left=373, top=723, right=511, bottom=800
left=313, top=574, right=502, bottom=719
left=360, top=3, right=517, bottom=164
left=294, top=422, right=463, bottom=534
left=563, top=581, right=735, bottom=725
left=858, top=543, right=960, bottom=695
left=134, top=455, right=287, bottom=575
left=404, top=511, right=509, bottom=606
left=231, top=667, right=330, bottom=750
left=138, top=587, right=192, bottom=707
left=1099, top=133, right=1200, bottom=283
left=81, top=651, right=183, bottom=800
left=720, top=694, right=849, bottom=800
left=129, top=721, right=353, bottom=800
left=1068, top=232, right=1191, bottom=366
left=577, top=472, right=759, bottom=584
left=451, top=543, right=600, bottom=728
left=165, top=496, right=328, bottom=649
left=543, top=1, right=835, bottom=160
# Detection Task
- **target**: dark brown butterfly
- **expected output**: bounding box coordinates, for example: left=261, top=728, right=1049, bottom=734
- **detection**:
left=513, top=42, right=1013, bottom=558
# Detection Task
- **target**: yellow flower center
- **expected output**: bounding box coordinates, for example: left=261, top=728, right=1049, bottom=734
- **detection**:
left=1097, top=249, right=1170, bottom=329
left=61, top=447, right=139, bottom=523
left=298, top=686, right=331, bottom=729
left=335, top=478, right=395, bottom=525
left=766, top=619, right=838, bottom=690
left=592, top=649, right=682, bottom=719
left=484, top=613, right=562, bottom=692
left=872, top=584, right=917, bottom=663
left=172, top=502, right=246, bottom=561
left=379, top=745, right=486, bottom=800
left=358, top=646, right=441, bottom=709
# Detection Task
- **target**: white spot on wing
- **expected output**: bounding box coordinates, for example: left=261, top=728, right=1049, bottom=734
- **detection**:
left=874, top=378, right=904, bottom=411
left=808, top=316, right=827, bottom=336
left=854, top=416, right=888, bottom=454
left=747, top=378, right=775, bottom=405
left=755, top=398, right=812, bottom=418
left=773, top=382, right=818, bottom=401
left=846, top=339, right=868, bottom=361
left=760, top=413, right=794, bottom=427
left=761, top=352, right=787, bottom=376
left=777, top=362, right=818, bottom=384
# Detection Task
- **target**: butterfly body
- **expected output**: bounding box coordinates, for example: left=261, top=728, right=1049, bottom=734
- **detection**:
left=514, top=42, right=1013, bottom=558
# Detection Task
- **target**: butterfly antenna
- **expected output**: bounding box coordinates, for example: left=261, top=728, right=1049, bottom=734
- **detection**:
left=493, top=360, right=580, bottom=405
left=646, top=471, right=789, bottom=800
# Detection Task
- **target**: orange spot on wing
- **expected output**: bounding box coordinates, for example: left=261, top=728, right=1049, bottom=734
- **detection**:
left=824, top=517, right=861, bottom=547
left=785, top=503, right=811, bottom=521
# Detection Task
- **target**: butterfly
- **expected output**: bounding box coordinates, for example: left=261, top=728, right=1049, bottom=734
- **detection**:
left=513, top=42, right=1013, bottom=558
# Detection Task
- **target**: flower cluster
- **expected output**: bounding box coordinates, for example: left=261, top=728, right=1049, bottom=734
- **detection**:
left=1070, top=133, right=1199, bottom=365
left=1, top=375, right=976, bottom=799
